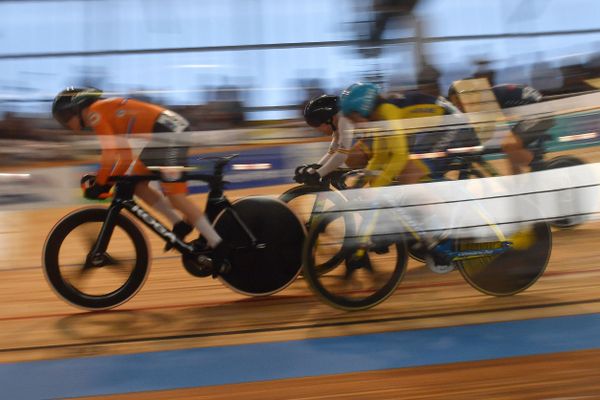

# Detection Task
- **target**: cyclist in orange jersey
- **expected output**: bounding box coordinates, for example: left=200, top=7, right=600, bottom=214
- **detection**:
left=52, top=87, right=230, bottom=274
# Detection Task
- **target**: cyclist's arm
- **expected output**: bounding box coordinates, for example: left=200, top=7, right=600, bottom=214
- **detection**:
left=316, top=138, right=338, bottom=166
left=316, top=116, right=354, bottom=176
left=90, top=114, right=133, bottom=184
left=370, top=131, right=409, bottom=187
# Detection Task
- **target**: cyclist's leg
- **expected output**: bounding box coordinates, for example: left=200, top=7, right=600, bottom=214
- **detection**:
left=501, top=130, right=534, bottom=174
left=130, top=160, right=193, bottom=249
left=394, top=160, right=453, bottom=265
left=395, top=159, right=429, bottom=185
left=165, top=186, right=231, bottom=273
left=152, top=136, right=230, bottom=271
left=145, top=120, right=228, bottom=267
left=131, top=162, right=182, bottom=223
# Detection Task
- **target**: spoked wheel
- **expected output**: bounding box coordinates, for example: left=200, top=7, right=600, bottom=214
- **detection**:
left=457, top=222, right=552, bottom=296
left=43, top=207, right=150, bottom=310
left=543, top=156, right=587, bottom=229
left=280, top=185, right=355, bottom=273
left=302, top=210, right=407, bottom=311
left=214, top=197, right=306, bottom=296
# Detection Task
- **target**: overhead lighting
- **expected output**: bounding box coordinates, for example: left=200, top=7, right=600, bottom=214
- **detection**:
left=558, top=132, right=598, bottom=142
left=0, top=173, right=31, bottom=177
left=232, top=163, right=272, bottom=171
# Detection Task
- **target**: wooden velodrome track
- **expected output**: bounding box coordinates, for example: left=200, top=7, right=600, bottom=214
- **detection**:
left=2, top=150, right=600, bottom=399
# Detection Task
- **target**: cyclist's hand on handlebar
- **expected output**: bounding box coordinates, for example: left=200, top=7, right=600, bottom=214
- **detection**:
left=294, top=164, right=321, bottom=183
left=293, top=164, right=308, bottom=183
left=302, top=169, right=322, bottom=186
left=81, top=175, right=113, bottom=200
left=295, top=166, right=322, bottom=185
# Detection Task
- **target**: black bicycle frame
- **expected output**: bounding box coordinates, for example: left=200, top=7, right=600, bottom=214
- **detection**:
left=88, top=157, right=260, bottom=258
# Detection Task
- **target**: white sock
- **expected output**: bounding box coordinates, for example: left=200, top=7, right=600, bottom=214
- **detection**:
left=151, top=197, right=182, bottom=225
left=194, top=214, right=222, bottom=248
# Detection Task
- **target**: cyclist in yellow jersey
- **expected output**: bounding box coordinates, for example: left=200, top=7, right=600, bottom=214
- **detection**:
left=339, top=82, right=458, bottom=187
left=340, top=82, right=461, bottom=271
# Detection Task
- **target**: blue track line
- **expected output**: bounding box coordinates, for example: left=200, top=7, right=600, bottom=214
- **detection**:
left=2, top=312, right=600, bottom=399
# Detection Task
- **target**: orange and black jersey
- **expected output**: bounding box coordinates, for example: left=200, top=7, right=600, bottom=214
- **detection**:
left=84, top=97, right=166, bottom=136
left=82, top=98, right=173, bottom=185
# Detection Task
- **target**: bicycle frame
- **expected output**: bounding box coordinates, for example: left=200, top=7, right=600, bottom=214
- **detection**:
left=87, top=157, right=260, bottom=262
left=342, top=193, right=514, bottom=264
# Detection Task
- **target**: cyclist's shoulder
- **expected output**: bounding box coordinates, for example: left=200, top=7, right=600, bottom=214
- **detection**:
left=372, top=102, right=401, bottom=120
left=88, top=97, right=118, bottom=110
left=384, top=91, right=437, bottom=107
left=92, top=97, right=164, bottom=111
left=88, top=97, right=134, bottom=115
left=337, top=114, right=354, bottom=132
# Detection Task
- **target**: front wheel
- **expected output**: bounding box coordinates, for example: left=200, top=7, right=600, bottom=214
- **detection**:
left=280, top=185, right=355, bottom=273
left=303, top=210, right=408, bottom=311
left=43, top=207, right=150, bottom=310
left=214, top=197, right=306, bottom=296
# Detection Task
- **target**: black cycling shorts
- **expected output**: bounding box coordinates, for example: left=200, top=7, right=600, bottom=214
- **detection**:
left=139, top=111, right=190, bottom=168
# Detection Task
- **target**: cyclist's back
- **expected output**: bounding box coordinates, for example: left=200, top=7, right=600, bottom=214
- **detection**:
left=367, top=91, right=478, bottom=180
left=492, top=84, right=542, bottom=109
left=86, top=97, right=167, bottom=135
left=375, top=92, right=452, bottom=120
left=341, top=85, right=451, bottom=187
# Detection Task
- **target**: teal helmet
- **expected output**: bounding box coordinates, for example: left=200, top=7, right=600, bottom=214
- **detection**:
left=339, top=82, right=380, bottom=118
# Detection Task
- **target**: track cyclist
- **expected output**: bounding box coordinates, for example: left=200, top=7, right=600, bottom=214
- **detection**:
left=339, top=82, right=467, bottom=187
left=339, top=81, right=460, bottom=270
left=448, top=83, right=551, bottom=174
left=51, top=87, right=231, bottom=275
left=295, top=95, right=354, bottom=185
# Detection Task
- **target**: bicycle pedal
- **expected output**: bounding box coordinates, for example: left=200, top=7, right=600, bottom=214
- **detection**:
left=425, top=254, right=455, bottom=274
left=182, top=254, right=214, bottom=277
left=189, top=237, right=209, bottom=253
left=164, top=221, right=194, bottom=252
left=346, top=252, right=368, bottom=269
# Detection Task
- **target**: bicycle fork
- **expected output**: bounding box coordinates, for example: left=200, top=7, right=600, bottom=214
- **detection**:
left=86, top=204, right=123, bottom=268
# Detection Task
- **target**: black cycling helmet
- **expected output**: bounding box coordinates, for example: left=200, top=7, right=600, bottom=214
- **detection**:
left=52, top=87, right=103, bottom=127
left=303, top=94, right=339, bottom=128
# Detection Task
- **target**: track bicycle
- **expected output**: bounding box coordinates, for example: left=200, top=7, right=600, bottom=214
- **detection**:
left=43, top=155, right=306, bottom=310
left=302, top=175, right=553, bottom=311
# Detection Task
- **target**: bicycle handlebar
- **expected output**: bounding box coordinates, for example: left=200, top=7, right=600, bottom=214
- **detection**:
left=108, top=154, right=239, bottom=184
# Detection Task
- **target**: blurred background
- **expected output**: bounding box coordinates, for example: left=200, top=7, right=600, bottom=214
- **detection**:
left=1, top=0, right=599, bottom=134
left=2, top=3, right=600, bottom=398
